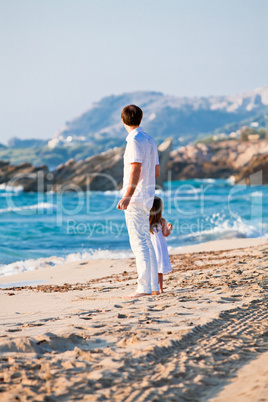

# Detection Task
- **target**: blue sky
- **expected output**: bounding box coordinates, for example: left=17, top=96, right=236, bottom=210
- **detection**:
left=0, top=0, right=267, bottom=143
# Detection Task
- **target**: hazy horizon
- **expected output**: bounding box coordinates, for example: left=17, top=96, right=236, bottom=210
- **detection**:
left=0, top=0, right=267, bottom=143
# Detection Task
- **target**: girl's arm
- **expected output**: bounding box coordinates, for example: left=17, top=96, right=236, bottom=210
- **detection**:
left=161, top=218, right=173, bottom=237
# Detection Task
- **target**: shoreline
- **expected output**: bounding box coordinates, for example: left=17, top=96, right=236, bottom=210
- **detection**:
left=0, top=237, right=267, bottom=287
left=0, top=237, right=267, bottom=400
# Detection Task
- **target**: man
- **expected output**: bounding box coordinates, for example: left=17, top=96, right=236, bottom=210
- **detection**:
left=117, top=104, right=160, bottom=297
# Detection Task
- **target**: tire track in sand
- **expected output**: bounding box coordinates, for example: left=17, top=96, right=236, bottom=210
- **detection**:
left=95, top=298, right=268, bottom=401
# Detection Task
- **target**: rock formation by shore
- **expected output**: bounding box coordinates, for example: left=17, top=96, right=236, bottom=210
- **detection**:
left=234, top=153, right=268, bottom=185
left=51, top=147, right=125, bottom=192
left=0, top=161, right=48, bottom=192
left=156, top=137, right=173, bottom=187
left=0, top=138, right=173, bottom=192
left=1, top=138, right=268, bottom=191
left=168, top=140, right=268, bottom=183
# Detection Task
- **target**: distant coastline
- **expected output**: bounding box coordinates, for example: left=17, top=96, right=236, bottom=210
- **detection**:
left=1, top=85, right=268, bottom=167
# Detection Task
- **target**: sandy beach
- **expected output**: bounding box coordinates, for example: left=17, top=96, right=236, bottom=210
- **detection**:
left=0, top=237, right=267, bottom=401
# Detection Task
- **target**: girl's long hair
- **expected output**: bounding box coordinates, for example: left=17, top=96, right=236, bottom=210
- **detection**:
left=149, top=196, right=163, bottom=234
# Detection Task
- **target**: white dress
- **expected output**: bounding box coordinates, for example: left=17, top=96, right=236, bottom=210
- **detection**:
left=150, top=223, right=172, bottom=274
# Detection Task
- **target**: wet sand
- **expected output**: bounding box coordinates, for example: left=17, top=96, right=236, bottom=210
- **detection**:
left=0, top=238, right=267, bottom=401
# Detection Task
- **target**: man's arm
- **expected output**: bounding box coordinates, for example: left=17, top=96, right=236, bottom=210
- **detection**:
left=117, top=163, right=142, bottom=210
left=155, top=164, right=160, bottom=179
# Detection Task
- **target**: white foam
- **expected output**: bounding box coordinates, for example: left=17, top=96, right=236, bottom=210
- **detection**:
left=0, top=202, right=57, bottom=214
left=227, top=176, right=236, bottom=185
left=0, top=248, right=134, bottom=277
left=250, top=191, right=263, bottom=197
left=183, top=216, right=261, bottom=241
left=194, top=178, right=217, bottom=184
left=155, top=189, right=173, bottom=197
left=0, top=183, right=24, bottom=193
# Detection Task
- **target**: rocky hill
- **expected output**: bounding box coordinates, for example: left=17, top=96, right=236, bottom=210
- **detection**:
left=53, top=85, right=268, bottom=150
left=1, top=85, right=268, bottom=168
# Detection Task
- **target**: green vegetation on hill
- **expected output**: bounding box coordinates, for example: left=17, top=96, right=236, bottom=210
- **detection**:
left=204, top=113, right=268, bottom=138
left=240, top=126, right=268, bottom=141
left=196, top=125, right=268, bottom=145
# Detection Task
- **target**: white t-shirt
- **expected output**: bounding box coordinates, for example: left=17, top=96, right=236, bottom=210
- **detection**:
left=123, top=127, right=159, bottom=211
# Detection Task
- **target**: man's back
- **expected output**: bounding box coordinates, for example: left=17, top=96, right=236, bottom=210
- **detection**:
left=123, top=127, right=159, bottom=210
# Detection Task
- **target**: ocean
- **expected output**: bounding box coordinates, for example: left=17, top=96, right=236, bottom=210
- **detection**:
left=0, top=179, right=267, bottom=277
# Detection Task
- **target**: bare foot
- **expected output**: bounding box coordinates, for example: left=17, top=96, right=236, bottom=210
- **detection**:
left=152, top=291, right=160, bottom=295
left=124, top=292, right=151, bottom=299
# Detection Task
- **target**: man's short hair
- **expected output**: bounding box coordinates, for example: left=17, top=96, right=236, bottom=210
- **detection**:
left=121, top=105, right=143, bottom=126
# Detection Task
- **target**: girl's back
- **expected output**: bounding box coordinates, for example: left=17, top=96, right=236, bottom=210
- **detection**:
left=150, top=219, right=172, bottom=274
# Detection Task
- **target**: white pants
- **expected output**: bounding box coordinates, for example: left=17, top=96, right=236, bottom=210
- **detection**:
left=125, top=203, right=159, bottom=294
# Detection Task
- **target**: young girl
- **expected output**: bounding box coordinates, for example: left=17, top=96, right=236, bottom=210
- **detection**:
left=149, top=196, right=173, bottom=293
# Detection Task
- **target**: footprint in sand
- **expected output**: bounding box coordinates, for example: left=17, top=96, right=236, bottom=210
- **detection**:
left=22, top=323, right=45, bottom=328
left=117, top=313, right=128, bottom=319
left=6, top=328, right=22, bottom=332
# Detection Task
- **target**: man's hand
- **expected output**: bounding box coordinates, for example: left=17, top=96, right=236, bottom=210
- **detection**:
left=117, top=163, right=141, bottom=211
left=117, top=197, right=131, bottom=210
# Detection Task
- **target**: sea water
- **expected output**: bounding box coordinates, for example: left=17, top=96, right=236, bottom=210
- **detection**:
left=0, top=179, right=267, bottom=276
